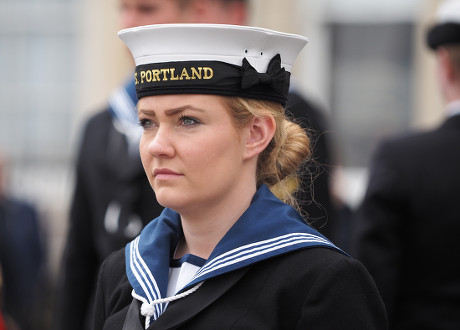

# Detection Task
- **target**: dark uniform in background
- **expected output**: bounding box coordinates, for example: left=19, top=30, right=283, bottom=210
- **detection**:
left=286, top=90, right=337, bottom=241
left=0, top=197, right=43, bottom=330
left=352, top=120, right=460, bottom=328
left=351, top=3, right=460, bottom=328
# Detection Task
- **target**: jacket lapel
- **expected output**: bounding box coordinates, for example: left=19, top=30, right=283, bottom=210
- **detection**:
left=147, top=266, right=250, bottom=330
left=122, top=299, right=144, bottom=330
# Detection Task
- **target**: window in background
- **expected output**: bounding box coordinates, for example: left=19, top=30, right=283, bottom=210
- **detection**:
left=0, top=0, right=79, bottom=281
left=0, top=1, right=78, bottom=196
left=329, top=23, right=414, bottom=168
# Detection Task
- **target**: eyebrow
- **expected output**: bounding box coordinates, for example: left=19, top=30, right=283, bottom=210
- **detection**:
left=138, top=105, right=205, bottom=117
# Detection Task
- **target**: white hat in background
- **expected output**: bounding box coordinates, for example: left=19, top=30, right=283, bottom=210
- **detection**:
left=427, top=0, right=460, bottom=49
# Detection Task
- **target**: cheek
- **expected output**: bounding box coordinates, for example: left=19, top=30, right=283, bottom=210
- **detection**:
left=186, top=131, right=242, bottom=171
left=181, top=141, right=214, bottom=169
left=139, top=137, right=146, bottom=157
left=139, top=138, right=151, bottom=170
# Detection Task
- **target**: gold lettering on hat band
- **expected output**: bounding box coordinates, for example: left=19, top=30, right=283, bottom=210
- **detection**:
left=133, top=59, right=290, bottom=106
left=135, top=67, right=214, bottom=85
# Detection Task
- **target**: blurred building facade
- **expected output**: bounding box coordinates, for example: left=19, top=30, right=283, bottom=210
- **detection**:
left=0, top=0, right=443, bottom=279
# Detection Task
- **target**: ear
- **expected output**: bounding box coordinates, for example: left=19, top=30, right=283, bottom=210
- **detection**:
left=243, top=116, right=276, bottom=160
left=438, top=47, right=456, bottom=82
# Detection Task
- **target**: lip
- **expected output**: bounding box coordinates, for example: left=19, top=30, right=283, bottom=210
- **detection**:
left=153, top=168, right=183, bottom=179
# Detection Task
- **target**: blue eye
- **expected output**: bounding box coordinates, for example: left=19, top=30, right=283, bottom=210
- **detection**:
left=138, top=118, right=154, bottom=129
left=179, top=115, right=200, bottom=126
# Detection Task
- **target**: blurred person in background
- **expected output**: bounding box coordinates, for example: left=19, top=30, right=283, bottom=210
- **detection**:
left=0, top=153, right=44, bottom=330
left=351, top=0, right=460, bottom=328
left=54, top=1, right=338, bottom=329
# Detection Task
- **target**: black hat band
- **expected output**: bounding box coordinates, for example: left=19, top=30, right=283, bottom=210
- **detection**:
left=134, top=55, right=290, bottom=105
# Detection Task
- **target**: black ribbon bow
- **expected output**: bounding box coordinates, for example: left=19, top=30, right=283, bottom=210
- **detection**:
left=241, top=54, right=287, bottom=95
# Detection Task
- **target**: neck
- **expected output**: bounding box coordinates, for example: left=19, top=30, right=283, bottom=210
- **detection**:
left=177, top=182, right=257, bottom=260
left=442, top=76, right=460, bottom=104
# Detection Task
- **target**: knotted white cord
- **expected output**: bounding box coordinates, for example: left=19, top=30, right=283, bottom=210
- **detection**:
left=140, top=282, right=204, bottom=328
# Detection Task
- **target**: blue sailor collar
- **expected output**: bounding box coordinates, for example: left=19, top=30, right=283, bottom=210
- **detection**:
left=108, top=76, right=141, bottom=156
left=125, top=184, right=344, bottom=320
left=108, top=76, right=138, bottom=122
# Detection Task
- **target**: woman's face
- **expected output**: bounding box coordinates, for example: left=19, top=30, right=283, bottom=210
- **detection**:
left=138, top=94, right=250, bottom=213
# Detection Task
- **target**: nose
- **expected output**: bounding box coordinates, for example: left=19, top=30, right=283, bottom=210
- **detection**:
left=146, top=127, right=175, bottom=158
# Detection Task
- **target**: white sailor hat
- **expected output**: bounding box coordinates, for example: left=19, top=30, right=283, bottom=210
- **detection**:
left=118, top=24, right=308, bottom=105
left=427, top=0, right=460, bottom=49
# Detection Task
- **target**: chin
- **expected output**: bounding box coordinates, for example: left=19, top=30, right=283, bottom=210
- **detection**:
left=154, top=188, right=186, bottom=211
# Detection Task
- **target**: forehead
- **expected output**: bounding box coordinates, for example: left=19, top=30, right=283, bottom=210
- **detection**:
left=138, top=94, right=228, bottom=112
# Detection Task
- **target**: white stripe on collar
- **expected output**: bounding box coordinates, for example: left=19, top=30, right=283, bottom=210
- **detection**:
left=129, top=237, right=163, bottom=316
left=193, top=232, right=330, bottom=280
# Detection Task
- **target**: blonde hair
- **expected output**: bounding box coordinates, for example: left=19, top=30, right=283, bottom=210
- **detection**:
left=222, top=97, right=311, bottom=210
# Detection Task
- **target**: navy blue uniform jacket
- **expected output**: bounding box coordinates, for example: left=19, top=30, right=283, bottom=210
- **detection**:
left=353, top=115, right=460, bottom=329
